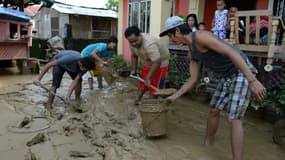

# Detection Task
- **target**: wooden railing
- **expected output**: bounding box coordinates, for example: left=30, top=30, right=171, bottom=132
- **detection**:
left=229, top=10, right=285, bottom=71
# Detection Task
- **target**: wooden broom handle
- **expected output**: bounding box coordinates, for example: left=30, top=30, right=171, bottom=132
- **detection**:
left=129, top=75, right=159, bottom=91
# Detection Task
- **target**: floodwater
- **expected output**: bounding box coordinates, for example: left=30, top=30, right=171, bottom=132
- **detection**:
left=0, top=66, right=284, bottom=160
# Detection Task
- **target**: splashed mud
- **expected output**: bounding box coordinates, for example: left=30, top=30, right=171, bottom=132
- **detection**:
left=0, top=67, right=284, bottom=160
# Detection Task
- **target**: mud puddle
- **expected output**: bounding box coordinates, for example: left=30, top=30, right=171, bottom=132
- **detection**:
left=0, top=66, right=284, bottom=160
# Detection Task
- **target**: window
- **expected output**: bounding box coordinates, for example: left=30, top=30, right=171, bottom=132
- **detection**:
left=92, top=17, right=112, bottom=39
left=51, top=17, right=59, bottom=37
left=273, top=0, right=285, bottom=22
left=128, top=0, right=151, bottom=33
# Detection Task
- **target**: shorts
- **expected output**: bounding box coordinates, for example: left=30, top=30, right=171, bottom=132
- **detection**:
left=52, top=65, right=80, bottom=88
left=210, top=71, right=252, bottom=120
left=90, top=60, right=101, bottom=76
left=139, top=65, right=168, bottom=95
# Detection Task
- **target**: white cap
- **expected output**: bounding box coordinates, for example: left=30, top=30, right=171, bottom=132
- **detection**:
left=159, top=16, right=184, bottom=37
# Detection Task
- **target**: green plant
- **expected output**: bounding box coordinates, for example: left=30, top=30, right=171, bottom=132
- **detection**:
left=178, top=15, right=187, bottom=22
left=110, top=54, right=132, bottom=71
left=263, top=78, right=285, bottom=114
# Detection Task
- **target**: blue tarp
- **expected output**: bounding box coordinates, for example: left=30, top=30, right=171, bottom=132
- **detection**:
left=0, top=6, right=31, bottom=22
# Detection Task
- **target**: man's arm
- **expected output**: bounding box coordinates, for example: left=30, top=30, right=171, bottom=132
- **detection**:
left=131, top=54, right=138, bottom=75
left=144, top=43, right=163, bottom=86
left=197, top=31, right=266, bottom=101
left=64, top=74, right=81, bottom=103
left=167, top=53, right=201, bottom=102
left=34, top=61, right=57, bottom=84
left=92, top=49, right=107, bottom=65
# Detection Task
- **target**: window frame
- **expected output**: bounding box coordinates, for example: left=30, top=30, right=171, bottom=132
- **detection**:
left=50, top=17, right=59, bottom=37
left=91, top=16, right=112, bottom=39
left=128, top=0, right=151, bottom=33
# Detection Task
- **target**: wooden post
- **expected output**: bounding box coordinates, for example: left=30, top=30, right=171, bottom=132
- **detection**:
left=229, top=17, right=235, bottom=44
left=267, top=19, right=279, bottom=65
left=245, top=16, right=250, bottom=44
left=235, top=16, right=239, bottom=44
left=255, top=16, right=260, bottom=44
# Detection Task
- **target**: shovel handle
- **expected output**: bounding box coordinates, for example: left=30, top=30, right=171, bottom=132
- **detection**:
left=129, top=75, right=159, bottom=91
left=35, top=82, right=66, bottom=103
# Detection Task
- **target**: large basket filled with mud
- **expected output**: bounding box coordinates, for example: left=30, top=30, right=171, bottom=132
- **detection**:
left=139, top=99, right=167, bottom=137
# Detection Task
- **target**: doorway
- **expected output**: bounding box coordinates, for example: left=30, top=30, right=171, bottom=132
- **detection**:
left=226, top=0, right=257, bottom=11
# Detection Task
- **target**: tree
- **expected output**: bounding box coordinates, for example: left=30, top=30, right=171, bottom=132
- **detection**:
left=106, top=0, right=118, bottom=11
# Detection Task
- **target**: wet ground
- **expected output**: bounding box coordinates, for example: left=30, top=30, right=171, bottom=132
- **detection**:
left=0, top=66, right=284, bottom=160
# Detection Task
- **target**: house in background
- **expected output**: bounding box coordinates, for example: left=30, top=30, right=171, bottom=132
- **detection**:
left=33, top=2, right=118, bottom=40
left=118, top=0, right=285, bottom=62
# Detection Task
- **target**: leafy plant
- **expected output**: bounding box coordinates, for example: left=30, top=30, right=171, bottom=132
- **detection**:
left=110, top=54, right=132, bottom=71
left=106, top=0, right=118, bottom=11
left=264, top=78, right=285, bottom=113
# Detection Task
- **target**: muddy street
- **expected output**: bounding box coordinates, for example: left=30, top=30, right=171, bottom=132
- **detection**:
left=0, top=66, right=284, bottom=160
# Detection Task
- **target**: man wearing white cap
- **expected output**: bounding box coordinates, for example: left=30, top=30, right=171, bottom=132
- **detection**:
left=160, top=16, right=266, bottom=160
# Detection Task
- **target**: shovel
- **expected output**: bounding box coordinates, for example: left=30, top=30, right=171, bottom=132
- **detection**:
left=129, top=75, right=176, bottom=96
left=34, top=82, right=66, bottom=103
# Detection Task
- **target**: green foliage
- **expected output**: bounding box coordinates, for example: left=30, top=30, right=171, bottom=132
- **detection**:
left=265, top=79, right=285, bottom=110
left=178, top=15, right=187, bottom=22
left=110, top=54, right=131, bottom=71
left=106, top=0, right=118, bottom=11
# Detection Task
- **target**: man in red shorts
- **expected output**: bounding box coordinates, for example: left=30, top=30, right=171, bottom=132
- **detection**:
left=124, top=26, right=170, bottom=104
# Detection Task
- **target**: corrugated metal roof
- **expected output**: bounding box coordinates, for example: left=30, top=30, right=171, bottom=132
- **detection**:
left=0, top=6, right=31, bottom=22
left=52, top=3, right=117, bottom=18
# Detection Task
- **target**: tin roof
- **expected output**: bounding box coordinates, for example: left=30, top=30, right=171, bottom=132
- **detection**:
left=0, top=6, right=31, bottom=22
left=52, top=3, right=117, bottom=18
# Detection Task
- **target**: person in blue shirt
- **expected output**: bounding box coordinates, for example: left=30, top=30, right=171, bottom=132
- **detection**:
left=81, top=36, right=118, bottom=89
left=33, top=50, right=95, bottom=111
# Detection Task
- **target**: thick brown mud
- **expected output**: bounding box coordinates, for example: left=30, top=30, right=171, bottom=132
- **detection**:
left=0, top=66, right=284, bottom=160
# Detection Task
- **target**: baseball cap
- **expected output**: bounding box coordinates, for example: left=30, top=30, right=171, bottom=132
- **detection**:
left=159, top=16, right=184, bottom=37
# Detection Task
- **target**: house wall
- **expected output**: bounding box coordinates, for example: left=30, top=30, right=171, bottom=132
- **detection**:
left=34, top=8, right=69, bottom=39
left=119, top=0, right=172, bottom=62
left=69, top=15, right=91, bottom=39
left=256, top=0, right=269, bottom=9
left=117, top=0, right=126, bottom=59
left=203, top=0, right=270, bottom=30
left=34, top=8, right=51, bottom=39
left=174, top=0, right=189, bottom=16
left=34, top=9, right=117, bottom=40
left=188, top=0, right=205, bottom=22
left=117, top=0, right=272, bottom=62
left=59, top=13, right=69, bottom=37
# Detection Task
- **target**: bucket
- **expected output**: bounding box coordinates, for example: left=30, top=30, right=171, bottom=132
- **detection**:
left=139, top=99, right=167, bottom=137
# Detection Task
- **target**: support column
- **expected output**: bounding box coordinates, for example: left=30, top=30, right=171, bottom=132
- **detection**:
left=189, top=0, right=205, bottom=22
left=117, top=0, right=124, bottom=56
left=150, top=0, right=172, bottom=43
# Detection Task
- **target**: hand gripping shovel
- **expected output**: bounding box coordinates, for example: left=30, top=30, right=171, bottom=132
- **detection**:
left=129, top=75, right=176, bottom=96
